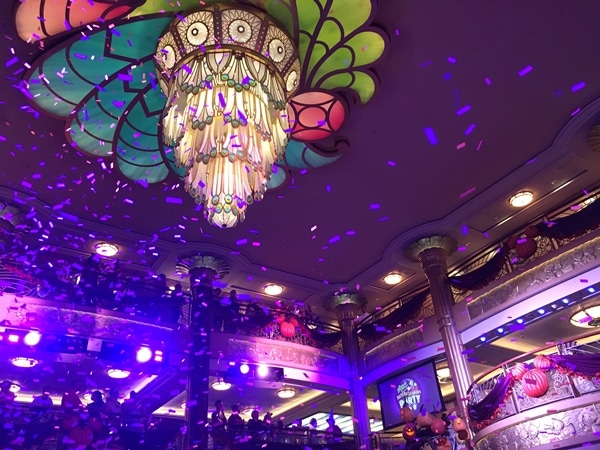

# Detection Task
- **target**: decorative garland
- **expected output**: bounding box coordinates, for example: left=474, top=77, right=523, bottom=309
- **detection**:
left=448, top=193, right=600, bottom=293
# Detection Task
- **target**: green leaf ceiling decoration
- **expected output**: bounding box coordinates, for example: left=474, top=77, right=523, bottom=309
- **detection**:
left=16, top=0, right=388, bottom=186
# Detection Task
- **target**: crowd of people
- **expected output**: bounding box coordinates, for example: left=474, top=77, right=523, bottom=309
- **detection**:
left=0, top=381, right=174, bottom=449
left=210, top=400, right=343, bottom=448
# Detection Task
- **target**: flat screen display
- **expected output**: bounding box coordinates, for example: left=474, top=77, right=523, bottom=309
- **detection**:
left=377, top=361, right=445, bottom=429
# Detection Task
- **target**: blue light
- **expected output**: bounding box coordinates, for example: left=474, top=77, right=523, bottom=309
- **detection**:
left=562, top=298, right=569, bottom=304
left=480, top=336, right=486, bottom=342
left=587, top=287, right=596, bottom=293
left=538, top=309, right=545, bottom=315
left=497, top=328, right=504, bottom=333
left=516, top=318, right=524, bottom=324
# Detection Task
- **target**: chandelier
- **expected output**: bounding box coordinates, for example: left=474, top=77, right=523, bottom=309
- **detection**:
left=155, top=5, right=300, bottom=228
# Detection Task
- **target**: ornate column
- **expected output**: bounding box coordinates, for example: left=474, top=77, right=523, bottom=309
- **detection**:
left=405, top=236, right=473, bottom=419
left=325, top=292, right=371, bottom=450
left=176, top=255, right=229, bottom=450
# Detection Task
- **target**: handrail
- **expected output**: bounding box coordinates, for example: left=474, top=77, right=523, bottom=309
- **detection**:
left=470, top=329, right=600, bottom=386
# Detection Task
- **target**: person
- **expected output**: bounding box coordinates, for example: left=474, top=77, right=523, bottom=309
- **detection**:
left=105, top=388, right=121, bottom=415
left=227, top=403, right=245, bottom=436
left=262, top=411, right=272, bottom=427
left=87, top=390, right=106, bottom=415
left=121, top=391, right=146, bottom=450
left=308, top=418, right=320, bottom=444
left=0, top=381, right=15, bottom=447
left=325, top=417, right=342, bottom=443
left=211, top=400, right=228, bottom=448
left=247, top=410, right=264, bottom=439
left=31, top=385, right=53, bottom=421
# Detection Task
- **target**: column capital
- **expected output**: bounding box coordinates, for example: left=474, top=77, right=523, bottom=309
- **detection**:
left=404, top=235, right=457, bottom=263
left=324, top=291, right=367, bottom=320
left=176, top=254, right=229, bottom=285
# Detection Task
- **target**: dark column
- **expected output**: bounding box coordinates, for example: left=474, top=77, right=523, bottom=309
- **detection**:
left=405, top=236, right=473, bottom=420
left=325, top=292, right=371, bottom=450
left=177, top=255, right=229, bottom=450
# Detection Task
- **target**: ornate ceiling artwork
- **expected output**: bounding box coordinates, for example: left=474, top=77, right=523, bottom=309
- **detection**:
left=15, top=0, right=388, bottom=226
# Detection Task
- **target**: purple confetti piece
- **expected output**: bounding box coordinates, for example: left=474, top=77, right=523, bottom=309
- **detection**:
left=424, top=128, right=438, bottom=145
left=118, top=73, right=133, bottom=81
left=5, top=57, right=18, bottom=67
left=328, top=235, right=340, bottom=244
left=370, top=203, right=380, bottom=210
left=387, top=160, right=396, bottom=166
left=464, top=124, right=476, bottom=135
left=456, top=105, right=471, bottom=116
left=571, top=81, right=585, bottom=92
left=484, top=77, right=492, bottom=85
left=165, top=196, right=182, bottom=204
left=447, top=56, right=456, bottom=64
left=518, top=65, right=533, bottom=77
left=459, top=187, right=476, bottom=199
left=112, top=100, right=126, bottom=109
left=236, top=238, right=248, bottom=246
left=218, top=93, right=226, bottom=108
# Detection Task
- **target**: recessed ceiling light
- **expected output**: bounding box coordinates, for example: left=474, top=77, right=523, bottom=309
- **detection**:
left=509, top=191, right=534, bottom=208
left=276, top=386, right=296, bottom=399
left=107, top=369, right=130, bottom=379
left=383, top=272, right=403, bottom=285
left=11, top=357, right=38, bottom=368
left=570, top=306, right=600, bottom=328
left=94, top=242, right=119, bottom=257
left=264, top=284, right=283, bottom=296
left=9, top=384, right=20, bottom=393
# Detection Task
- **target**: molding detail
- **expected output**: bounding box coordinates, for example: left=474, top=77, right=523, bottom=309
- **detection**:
left=475, top=394, right=600, bottom=450
left=228, top=338, right=339, bottom=372
left=364, top=326, right=424, bottom=368
left=0, top=295, right=173, bottom=342
left=468, top=234, right=600, bottom=319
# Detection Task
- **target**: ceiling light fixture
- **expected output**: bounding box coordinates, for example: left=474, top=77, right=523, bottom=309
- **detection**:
left=11, top=357, right=38, bottom=368
left=383, top=272, right=403, bottom=285
left=570, top=305, right=600, bottom=328
left=94, top=242, right=119, bottom=257
left=9, top=384, right=20, bottom=394
left=264, top=284, right=283, bottom=296
left=509, top=191, right=534, bottom=208
left=156, top=5, right=301, bottom=228
left=211, top=379, right=232, bottom=391
left=107, top=369, right=130, bottom=379
left=276, top=385, right=296, bottom=399
left=240, top=363, right=250, bottom=375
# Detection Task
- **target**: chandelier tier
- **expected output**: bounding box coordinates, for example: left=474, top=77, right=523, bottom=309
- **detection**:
left=155, top=5, right=300, bottom=228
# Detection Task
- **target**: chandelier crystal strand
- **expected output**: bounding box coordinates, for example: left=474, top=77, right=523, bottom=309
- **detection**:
left=156, top=6, right=300, bottom=227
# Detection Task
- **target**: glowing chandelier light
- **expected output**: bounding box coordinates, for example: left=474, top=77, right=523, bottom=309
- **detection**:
left=155, top=5, right=301, bottom=228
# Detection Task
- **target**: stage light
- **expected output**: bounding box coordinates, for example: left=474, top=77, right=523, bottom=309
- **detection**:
left=516, top=318, right=524, bottom=324
left=538, top=309, right=545, bottom=315
left=497, top=328, right=504, bottom=334
left=8, top=334, right=19, bottom=343
left=23, top=332, right=41, bottom=346
left=107, top=369, right=130, bottom=379
left=136, top=346, right=153, bottom=363
left=240, top=364, right=250, bottom=375
left=154, top=350, right=163, bottom=362
left=257, top=365, right=269, bottom=378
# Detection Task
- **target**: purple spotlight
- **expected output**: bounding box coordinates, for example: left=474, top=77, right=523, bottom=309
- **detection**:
left=257, top=365, right=269, bottom=377
left=240, top=363, right=250, bottom=375
left=136, top=346, right=153, bottom=363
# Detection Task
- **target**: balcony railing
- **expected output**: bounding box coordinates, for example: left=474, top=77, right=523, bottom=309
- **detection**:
left=467, top=330, right=600, bottom=449
left=356, top=189, right=600, bottom=349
